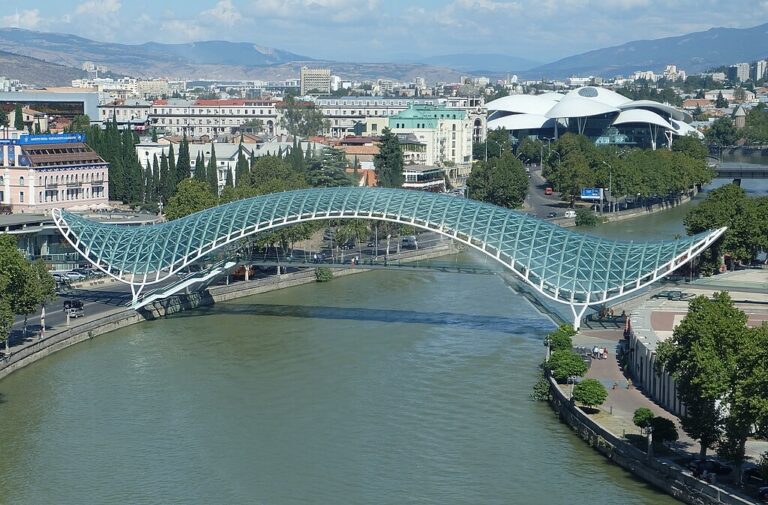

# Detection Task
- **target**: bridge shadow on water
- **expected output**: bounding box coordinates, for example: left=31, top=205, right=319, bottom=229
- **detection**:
left=171, top=303, right=552, bottom=337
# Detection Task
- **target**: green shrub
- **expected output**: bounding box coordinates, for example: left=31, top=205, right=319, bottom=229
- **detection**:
left=572, top=378, right=607, bottom=408
left=651, top=416, right=679, bottom=448
left=314, top=267, right=333, bottom=282
left=633, top=408, right=654, bottom=430
left=545, top=349, right=588, bottom=382
left=531, top=372, right=551, bottom=401
left=546, top=324, right=577, bottom=352
left=575, top=208, right=598, bottom=227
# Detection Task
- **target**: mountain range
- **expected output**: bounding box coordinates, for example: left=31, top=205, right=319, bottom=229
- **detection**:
left=526, top=22, right=768, bottom=79
left=0, top=22, right=766, bottom=86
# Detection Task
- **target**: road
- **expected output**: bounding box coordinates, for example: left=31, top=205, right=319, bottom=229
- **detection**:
left=526, top=165, right=570, bottom=219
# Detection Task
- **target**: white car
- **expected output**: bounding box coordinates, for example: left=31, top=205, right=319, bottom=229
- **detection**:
left=65, top=271, right=86, bottom=281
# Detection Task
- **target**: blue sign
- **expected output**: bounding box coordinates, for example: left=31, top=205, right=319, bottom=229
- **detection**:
left=17, top=133, right=85, bottom=145
left=581, top=188, right=603, bottom=200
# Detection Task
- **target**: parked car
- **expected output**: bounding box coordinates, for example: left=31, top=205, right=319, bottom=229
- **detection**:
left=547, top=211, right=557, bottom=218
left=65, top=271, right=86, bottom=281
left=544, top=187, right=553, bottom=195
left=688, top=459, right=733, bottom=476
left=564, top=210, right=577, bottom=218
left=72, top=268, right=96, bottom=278
left=51, top=273, right=65, bottom=282
left=745, top=468, right=768, bottom=486
left=759, top=486, right=768, bottom=503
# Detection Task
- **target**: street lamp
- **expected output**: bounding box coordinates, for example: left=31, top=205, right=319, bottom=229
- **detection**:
left=601, top=160, right=613, bottom=214
left=485, top=138, right=503, bottom=161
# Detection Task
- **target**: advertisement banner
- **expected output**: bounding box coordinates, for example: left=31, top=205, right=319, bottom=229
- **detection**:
left=580, top=188, right=603, bottom=200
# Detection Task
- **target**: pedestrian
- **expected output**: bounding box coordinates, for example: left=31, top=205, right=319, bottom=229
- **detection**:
left=603, top=348, right=608, bottom=360
left=592, top=345, right=599, bottom=359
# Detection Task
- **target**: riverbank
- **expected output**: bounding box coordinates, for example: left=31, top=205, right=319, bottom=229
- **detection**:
left=0, top=242, right=458, bottom=382
left=545, top=271, right=768, bottom=505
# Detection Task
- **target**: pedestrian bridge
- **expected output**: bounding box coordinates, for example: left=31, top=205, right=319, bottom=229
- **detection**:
left=52, top=187, right=724, bottom=327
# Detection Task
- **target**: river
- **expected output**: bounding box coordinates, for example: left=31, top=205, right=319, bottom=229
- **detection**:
left=0, top=263, right=679, bottom=504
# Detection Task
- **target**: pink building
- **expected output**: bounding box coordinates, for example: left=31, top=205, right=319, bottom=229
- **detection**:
left=1, top=133, right=109, bottom=213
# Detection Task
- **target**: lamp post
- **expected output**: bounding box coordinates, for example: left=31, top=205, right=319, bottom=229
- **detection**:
left=484, top=138, right=502, bottom=161
left=601, top=160, right=613, bottom=214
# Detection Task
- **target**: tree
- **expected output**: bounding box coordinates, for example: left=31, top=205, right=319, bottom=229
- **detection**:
left=671, top=134, right=708, bottom=161
left=14, top=103, right=23, bottom=130
left=159, top=153, right=173, bottom=204
left=193, top=152, right=206, bottom=182
left=545, top=349, right=588, bottom=382
left=207, top=144, right=219, bottom=195
left=684, top=184, right=768, bottom=271
left=374, top=127, right=404, bottom=188
left=575, top=208, right=598, bottom=227
left=545, top=324, right=577, bottom=353
left=633, top=408, right=655, bottom=431
left=0, top=107, right=7, bottom=127
left=307, top=147, right=352, bottom=188
left=651, top=417, right=679, bottom=449
left=572, top=379, right=607, bottom=409
left=235, top=145, right=250, bottom=187
left=278, top=96, right=329, bottom=137
left=705, top=117, right=737, bottom=146
left=466, top=152, right=528, bottom=208
left=176, top=135, right=191, bottom=185
left=715, top=91, right=728, bottom=109
left=69, top=114, right=91, bottom=131
left=241, top=118, right=264, bottom=134
left=655, top=291, right=768, bottom=467
left=151, top=127, right=158, bottom=142
left=164, top=179, right=218, bottom=220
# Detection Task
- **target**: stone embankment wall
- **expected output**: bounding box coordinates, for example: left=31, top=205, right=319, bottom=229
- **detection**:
left=0, top=243, right=457, bottom=379
left=548, top=378, right=754, bottom=505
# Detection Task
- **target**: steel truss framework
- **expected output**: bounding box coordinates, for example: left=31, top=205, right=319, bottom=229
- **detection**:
left=53, top=187, right=725, bottom=327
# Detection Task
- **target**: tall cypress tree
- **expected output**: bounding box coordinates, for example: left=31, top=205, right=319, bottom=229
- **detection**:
left=159, top=152, right=172, bottom=203
left=225, top=167, right=234, bottom=188
left=206, top=144, right=218, bottom=195
left=193, top=152, right=206, bottom=182
left=167, top=144, right=177, bottom=185
left=149, top=154, right=160, bottom=203
left=176, top=135, right=190, bottom=185
left=235, top=144, right=249, bottom=187
left=13, top=103, right=23, bottom=131
left=374, top=127, right=404, bottom=188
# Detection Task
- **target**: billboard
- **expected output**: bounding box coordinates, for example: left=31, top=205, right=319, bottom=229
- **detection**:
left=580, top=188, right=603, bottom=200
left=17, top=133, right=85, bottom=145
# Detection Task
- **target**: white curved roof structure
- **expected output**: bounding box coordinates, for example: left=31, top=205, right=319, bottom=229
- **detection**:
left=546, top=97, right=619, bottom=119
left=486, top=94, right=562, bottom=116
left=619, top=100, right=690, bottom=122
left=562, top=86, right=632, bottom=107
left=488, top=114, right=557, bottom=131
left=488, top=86, right=699, bottom=148
left=612, top=109, right=672, bottom=129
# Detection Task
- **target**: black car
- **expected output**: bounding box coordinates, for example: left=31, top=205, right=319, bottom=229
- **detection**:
left=758, top=486, right=768, bottom=503
left=688, top=459, right=733, bottom=476
left=745, top=468, right=768, bottom=486
left=547, top=211, right=557, bottom=218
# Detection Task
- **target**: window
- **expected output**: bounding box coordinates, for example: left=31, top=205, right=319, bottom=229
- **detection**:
left=19, top=191, right=24, bottom=203
left=19, top=176, right=24, bottom=186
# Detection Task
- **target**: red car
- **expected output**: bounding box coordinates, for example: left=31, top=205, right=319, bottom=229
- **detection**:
left=544, top=187, right=553, bottom=195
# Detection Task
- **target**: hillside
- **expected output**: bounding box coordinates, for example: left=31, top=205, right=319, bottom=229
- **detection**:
left=527, top=22, right=768, bottom=79
left=0, top=49, right=86, bottom=86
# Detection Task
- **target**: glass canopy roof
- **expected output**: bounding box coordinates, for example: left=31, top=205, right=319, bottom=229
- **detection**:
left=53, top=187, right=724, bottom=308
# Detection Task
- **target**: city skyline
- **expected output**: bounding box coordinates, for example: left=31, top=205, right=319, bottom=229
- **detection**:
left=1, top=0, right=766, bottom=64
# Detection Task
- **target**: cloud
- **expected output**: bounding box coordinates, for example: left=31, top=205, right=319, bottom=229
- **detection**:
left=160, top=19, right=207, bottom=42
left=201, top=0, right=240, bottom=26
left=0, top=9, right=44, bottom=29
left=76, top=0, right=121, bottom=16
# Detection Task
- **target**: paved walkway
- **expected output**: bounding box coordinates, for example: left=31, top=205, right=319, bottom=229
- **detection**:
left=573, top=328, right=699, bottom=454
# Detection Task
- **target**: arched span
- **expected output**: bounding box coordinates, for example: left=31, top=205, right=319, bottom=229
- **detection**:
left=53, top=187, right=724, bottom=323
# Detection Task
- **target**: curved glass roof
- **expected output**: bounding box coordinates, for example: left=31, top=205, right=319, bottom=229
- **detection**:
left=53, top=187, right=724, bottom=306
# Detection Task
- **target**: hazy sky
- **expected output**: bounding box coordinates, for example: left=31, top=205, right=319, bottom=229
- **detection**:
left=1, top=0, right=766, bottom=63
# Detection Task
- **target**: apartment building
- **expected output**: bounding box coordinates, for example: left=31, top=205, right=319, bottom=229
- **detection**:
left=315, top=96, right=441, bottom=137
left=147, top=98, right=282, bottom=138
left=98, top=100, right=151, bottom=129
left=300, top=67, right=331, bottom=95
left=388, top=104, right=473, bottom=178
left=1, top=132, right=109, bottom=212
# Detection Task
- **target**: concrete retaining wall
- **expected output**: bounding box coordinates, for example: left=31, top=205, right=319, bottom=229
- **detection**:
left=548, top=378, right=754, bottom=505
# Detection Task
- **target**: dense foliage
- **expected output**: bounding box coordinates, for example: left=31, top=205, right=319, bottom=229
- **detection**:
left=656, top=292, right=768, bottom=472
left=743, top=103, right=768, bottom=144
left=684, top=184, right=768, bottom=272
left=543, top=133, right=713, bottom=206
left=705, top=117, right=738, bottom=147
left=466, top=151, right=528, bottom=208
left=545, top=349, right=588, bottom=382
left=278, top=96, right=329, bottom=137
left=545, top=324, right=577, bottom=352
left=0, top=235, right=56, bottom=351
left=374, top=128, right=404, bottom=188
left=572, top=378, right=607, bottom=408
